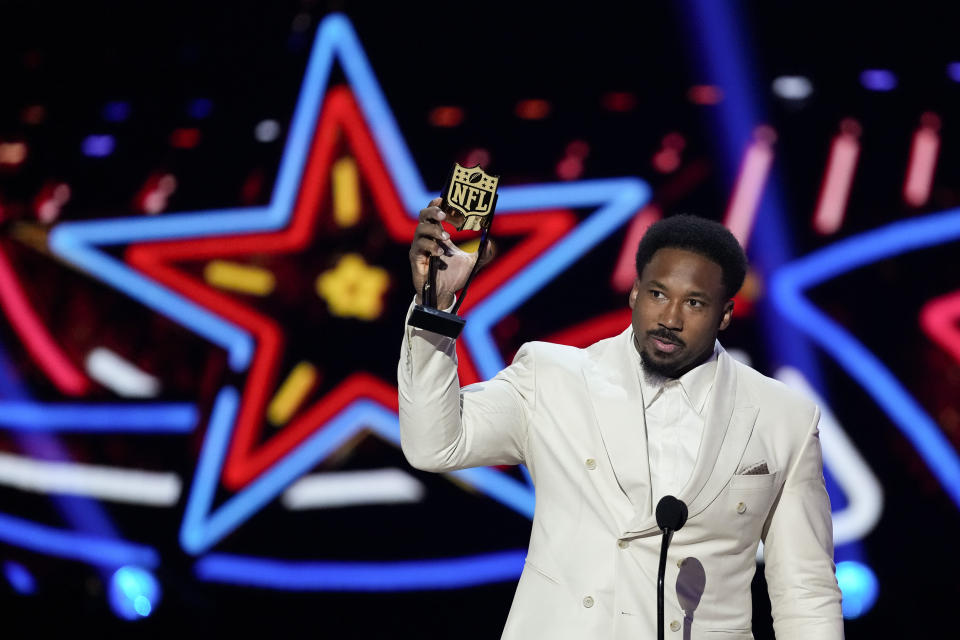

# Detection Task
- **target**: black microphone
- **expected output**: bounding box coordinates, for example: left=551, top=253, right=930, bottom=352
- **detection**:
left=656, top=495, right=688, bottom=640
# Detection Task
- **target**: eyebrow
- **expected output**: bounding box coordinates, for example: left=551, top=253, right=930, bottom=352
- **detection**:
left=647, top=280, right=714, bottom=302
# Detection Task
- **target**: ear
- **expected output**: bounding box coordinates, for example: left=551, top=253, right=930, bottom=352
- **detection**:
left=629, top=279, right=640, bottom=309
left=718, top=299, right=734, bottom=331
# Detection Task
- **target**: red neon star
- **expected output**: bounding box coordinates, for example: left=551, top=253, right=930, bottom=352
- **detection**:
left=125, top=87, right=575, bottom=490
left=0, top=243, right=90, bottom=395
left=921, top=290, right=960, bottom=366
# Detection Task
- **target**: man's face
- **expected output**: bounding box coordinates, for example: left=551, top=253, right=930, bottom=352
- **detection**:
left=629, top=247, right=734, bottom=378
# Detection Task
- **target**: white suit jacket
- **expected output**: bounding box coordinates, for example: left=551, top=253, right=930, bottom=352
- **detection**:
left=398, top=320, right=844, bottom=640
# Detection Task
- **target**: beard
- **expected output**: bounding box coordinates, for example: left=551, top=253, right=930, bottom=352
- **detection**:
left=640, top=348, right=679, bottom=383
left=636, top=327, right=687, bottom=381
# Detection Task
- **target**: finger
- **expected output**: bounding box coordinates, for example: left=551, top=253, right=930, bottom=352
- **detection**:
left=418, top=205, right=446, bottom=225
left=414, top=222, right=450, bottom=243
left=413, top=237, right=451, bottom=257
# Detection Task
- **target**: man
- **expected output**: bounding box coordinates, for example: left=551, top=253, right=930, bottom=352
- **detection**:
left=398, top=201, right=844, bottom=640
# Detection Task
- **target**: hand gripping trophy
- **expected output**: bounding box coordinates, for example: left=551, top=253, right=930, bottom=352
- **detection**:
left=407, top=163, right=500, bottom=338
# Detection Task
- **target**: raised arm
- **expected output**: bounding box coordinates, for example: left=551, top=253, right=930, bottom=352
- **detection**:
left=398, top=315, right=533, bottom=472
left=398, top=198, right=526, bottom=473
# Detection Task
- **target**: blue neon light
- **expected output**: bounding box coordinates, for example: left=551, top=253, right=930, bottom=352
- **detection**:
left=0, top=510, right=158, bottom=568
left=102, top=101, right=131, bottom=123
left=47, top=11, right=644, bottom=565
left=195, top=550, right=526, bottom=591
left=771, top=208, right=960, bottom=507
left=682, top=0, right=863, bottom=568
left=18, top=435, right=119, bottom=539
left=108, top=566, right=161, bottom=620
left=683, top=0, right=821, bottom=382
left=3, top=561, right=36, bottom=595
left=187, top=98, right=213, bottom=120
left=0, top=342, right=161, bottom=565
left=82, top=134, right=116, bottom=158
left=835, top=560, right=879, bottom=619
left=859, top=69, right=897, bottom=92
left=948, top=62, right=960, bottom=83
left=47, top=234, right=257, bottom=371
left=0, top=9, right=912, bottom=596
left=181, top=390, right=535, bottom=555
left=0, top=401, right=197, bottom=432
left=452, top=466, right=535, bottom=518
left=272, top=14, right=356, bottom=213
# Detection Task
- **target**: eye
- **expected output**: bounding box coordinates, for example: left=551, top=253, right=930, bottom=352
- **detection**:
left=687, top=299, right=704, bottom=308
left=650, top=290, right=665, bottom=299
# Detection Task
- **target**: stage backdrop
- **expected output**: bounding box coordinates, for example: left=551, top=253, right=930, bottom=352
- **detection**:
left=0, top=2, right=958, bottom=637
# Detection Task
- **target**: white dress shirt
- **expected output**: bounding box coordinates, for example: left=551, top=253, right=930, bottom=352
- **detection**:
left=632, top=333, right=719, bottom=508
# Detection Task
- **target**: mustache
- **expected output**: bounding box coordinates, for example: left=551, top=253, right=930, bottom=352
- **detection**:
left=647, top=328, right=685, bottom=347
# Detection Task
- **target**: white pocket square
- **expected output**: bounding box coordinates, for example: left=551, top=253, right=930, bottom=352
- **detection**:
left=737, top=461, right=769, bottom=476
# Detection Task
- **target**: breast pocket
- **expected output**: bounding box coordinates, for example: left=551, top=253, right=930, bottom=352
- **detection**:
left=728, top=472, right=778, bottom=492
left=725, top=472, right=779, bottom=535
left=523, top=558, right=561, bottom=586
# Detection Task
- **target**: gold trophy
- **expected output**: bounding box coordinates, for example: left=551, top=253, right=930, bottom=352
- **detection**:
left=408, top=163, right=500, bottom=338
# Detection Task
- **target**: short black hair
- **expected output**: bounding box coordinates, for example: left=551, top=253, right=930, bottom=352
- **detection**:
left=635, top=214, right=747, bottom=300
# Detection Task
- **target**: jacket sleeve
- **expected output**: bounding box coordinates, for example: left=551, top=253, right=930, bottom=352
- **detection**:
left=397, top=301, right=534, bottom=473
left=762, top=406, right=845, bottom=639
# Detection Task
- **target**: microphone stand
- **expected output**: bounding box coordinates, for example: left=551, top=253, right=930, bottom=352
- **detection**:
left=654, top=495, right=687, bottom=640
left=657, top=526, right=675, bottom=640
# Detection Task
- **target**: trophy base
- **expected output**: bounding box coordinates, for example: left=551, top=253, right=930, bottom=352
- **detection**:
left=408, top=305, right=466, bottom=339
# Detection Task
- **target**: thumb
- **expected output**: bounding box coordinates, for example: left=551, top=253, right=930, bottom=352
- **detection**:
left=429, top=197, right=442, bottom=206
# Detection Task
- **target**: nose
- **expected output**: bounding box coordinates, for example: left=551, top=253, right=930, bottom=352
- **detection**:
left=658, top=299, right=683, bottom=331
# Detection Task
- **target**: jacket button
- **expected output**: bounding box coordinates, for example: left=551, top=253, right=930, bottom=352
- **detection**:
left=617, top=539, right=629, bottom=549
left=736, top=501, right=747, bottom=514
left=670, top=620, right=681, bottom=632
left=582, top=595, right=595, bottom=608
left=584, top=458, right=597, bottom=470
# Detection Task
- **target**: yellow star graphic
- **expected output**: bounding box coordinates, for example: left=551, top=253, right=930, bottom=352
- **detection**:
left=315, top=253, right=390, bottom=320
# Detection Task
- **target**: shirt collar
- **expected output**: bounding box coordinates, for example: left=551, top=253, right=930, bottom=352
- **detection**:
left=631, top=332, right=719, bottom=414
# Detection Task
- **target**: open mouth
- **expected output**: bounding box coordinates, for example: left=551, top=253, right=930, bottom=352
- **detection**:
left=648, top=334, right=683, bottom=354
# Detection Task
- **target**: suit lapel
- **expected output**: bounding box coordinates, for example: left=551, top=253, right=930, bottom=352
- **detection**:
left=582, top=328, right=651, bottom=517
left=625, top=346, right=758, bottom=536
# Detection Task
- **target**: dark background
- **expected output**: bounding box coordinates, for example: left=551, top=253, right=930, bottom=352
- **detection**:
left=0, top=1, right=958, bottom=636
